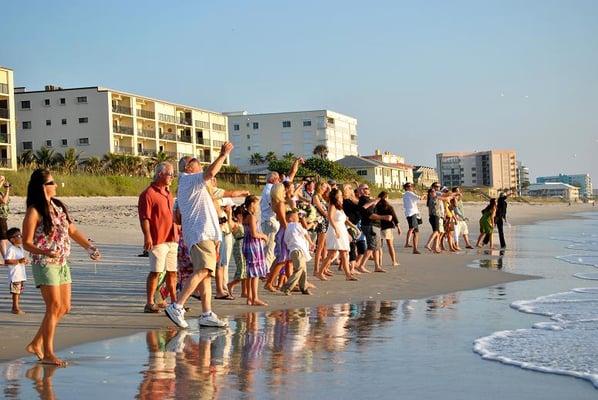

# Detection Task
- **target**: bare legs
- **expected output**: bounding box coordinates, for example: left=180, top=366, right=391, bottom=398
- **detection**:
left=312, top=233, right=326, bottom=276
left=178, top=269, right=211, bottom=313
left=385, top=239, right=399, bottom=266
left=146, top=272, right=160, bottom=306
left=248, top=277, right=267, bottom=306
left=27, top=284, right=71, bottom=366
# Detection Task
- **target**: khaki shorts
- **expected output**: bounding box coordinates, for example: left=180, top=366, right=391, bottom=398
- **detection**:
left=190, top=240, right=217, bottom=277
left=458, top=220, right=469, bottom=236
left=149, top=242, right=178, bottom=273
left=290, top=249, right=307, bottom=272
left=380, top=228, right=394, bottom=240
left=10, top=281, right=25, bottom=294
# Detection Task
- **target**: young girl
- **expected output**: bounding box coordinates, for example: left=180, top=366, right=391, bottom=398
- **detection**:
left=227, top=205, right=248, bottom=298
left=242, top=195, right=269, bottom=306
left=476, top=198, right=497, bottom=249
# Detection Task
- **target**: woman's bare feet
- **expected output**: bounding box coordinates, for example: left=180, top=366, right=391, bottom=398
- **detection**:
left=264, top=284, right=278, bottom=293
left=246, top=299, right=253, bottom=306
left=357, top=267, right=371, bottom=273
left=12, top=309, right=24, bottom=315
left=374, top=268, right=387, bottom=273
left=26, top=343, right=43, bottom=360
left=324, top=270, right=333, bottom=277
left=252, top=299, right=268, bottom=306
left=40, top=355, right=67, bottom=367
left=316, top=273, right=328, bottom=281
left=346, top=275, right=358, bottom=281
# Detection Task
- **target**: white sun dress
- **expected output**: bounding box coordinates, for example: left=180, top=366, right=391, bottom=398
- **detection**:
left=326, top=207, right=351, bottom=251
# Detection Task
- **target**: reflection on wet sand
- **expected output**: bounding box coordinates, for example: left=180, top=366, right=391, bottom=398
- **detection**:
left=1, top=298, right=464, bottom=399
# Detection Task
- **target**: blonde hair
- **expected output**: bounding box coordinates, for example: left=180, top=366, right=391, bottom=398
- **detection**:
left=270, top=183, right=286, bottom=204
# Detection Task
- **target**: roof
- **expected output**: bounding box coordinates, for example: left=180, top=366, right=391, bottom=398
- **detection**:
left=225, top=109, right=356, bottom=120
left=15, top=86, right=223, bottom=115
left=413, top=165, right=437, bottom=171
left=337, top=155, right=403, bottom=170
left=527, top=183, right=579, bottom=191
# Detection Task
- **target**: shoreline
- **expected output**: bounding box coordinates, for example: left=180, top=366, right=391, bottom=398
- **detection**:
left=0, top=200, right=594, bottom=363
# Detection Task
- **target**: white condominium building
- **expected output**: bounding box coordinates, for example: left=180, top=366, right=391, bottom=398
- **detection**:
left=15, top=86, right=229, bottom=164
left=225, top=110, right=358, bottom=169
left=0, top=66, right=17, bottom=170
left=436, top=149, right=517, bottom=190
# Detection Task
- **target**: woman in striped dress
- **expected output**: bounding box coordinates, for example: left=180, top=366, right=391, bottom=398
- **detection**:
left=242, top=195, right=269, bottom=306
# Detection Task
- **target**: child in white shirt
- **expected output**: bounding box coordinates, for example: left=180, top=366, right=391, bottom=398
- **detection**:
left=4, top=228, right=29, bottom=314
left=282, top=209, right=314, bottom=295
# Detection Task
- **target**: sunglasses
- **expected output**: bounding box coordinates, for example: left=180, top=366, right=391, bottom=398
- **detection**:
left=44, top=180, right=56, bottom=186
left=10, top=234, right=22, bottom=239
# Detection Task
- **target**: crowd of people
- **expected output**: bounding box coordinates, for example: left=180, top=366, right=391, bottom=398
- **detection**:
left=2, top=143, right=511, bottom=366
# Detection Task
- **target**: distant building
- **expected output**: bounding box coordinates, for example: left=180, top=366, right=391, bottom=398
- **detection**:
left=337, top=155, right=405, bottom=189
left=0, top=66, right=17, bottom=170
left=226, top=110, right=358, bottom=170
left=526, top=182, right=579, bottom=201
left=536, top=174, right=593, bottom=199
left=412, top=165, right=439, bottom=188
left=436, top=150, right=517, bottom=190
left=363, top=149, right=413, bottom=184
left=594, top=188, right=598, bottom=198
left=15, top=85, right=229, bottom=164
left=516, top=161, right=530, bottom=196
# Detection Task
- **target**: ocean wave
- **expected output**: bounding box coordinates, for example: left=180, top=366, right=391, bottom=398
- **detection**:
left=475, top=288, right=598, bottom=388
left=556, top=255, right=598, bottom=268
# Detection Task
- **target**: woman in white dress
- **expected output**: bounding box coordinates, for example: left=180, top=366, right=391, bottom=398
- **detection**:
left=317, top=188, right=358, bottom=281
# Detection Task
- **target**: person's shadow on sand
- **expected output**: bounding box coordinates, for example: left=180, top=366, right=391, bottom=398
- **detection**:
left=26, top=363, right=60, bottom=400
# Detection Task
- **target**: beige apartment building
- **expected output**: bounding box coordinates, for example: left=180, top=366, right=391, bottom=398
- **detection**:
left=362, top=150, right=414, bottom=185
left=436, top=150, right=517, bottom=190
left=0, top=67, right=17, bottom=170
left=15, top=86, right=229, bottom=165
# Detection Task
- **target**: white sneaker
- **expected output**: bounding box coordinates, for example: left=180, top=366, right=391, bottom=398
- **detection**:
left=165, top=330, right=188, bottom=353
left=165, top=304, right=189, bottom=329
left=198, top=311, right=227, bottom=328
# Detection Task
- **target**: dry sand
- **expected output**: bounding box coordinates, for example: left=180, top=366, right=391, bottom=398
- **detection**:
left=0, top=197, right=594, bottom=362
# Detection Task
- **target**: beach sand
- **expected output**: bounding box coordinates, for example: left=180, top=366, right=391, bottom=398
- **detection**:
left=0, top=197, right=594, bottom=362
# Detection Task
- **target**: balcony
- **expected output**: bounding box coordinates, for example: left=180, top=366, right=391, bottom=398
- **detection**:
left=136, top=109, right=155, bottom=119
left=196, top=137, right=210, bottom=145
left=139, top=149, right=157, bottom=157
left=0, top=108, right=8, bottom=119
left=113, top=125, right=134, bottom=135
left=212, top=140, right=225, bottom=148
left=159, top=150, right=177, bottom=158
left=112, top=104, right=132, bottom=115
left=179, top=135, right=192, bottom=143
left=0, top=83, right=8, bottom=95
left=0, top=133, right=8, bottom=144
left=177, top=117, right=192, bottom=126
left=138, top=128, right=155, bottom=138
left=114, top=146, right=133, bottom=154
left=158, top=113, right=177, bottom=124
left=195, top=120, right=210, bottom=129
left=159, top=133, right=177, bottom=141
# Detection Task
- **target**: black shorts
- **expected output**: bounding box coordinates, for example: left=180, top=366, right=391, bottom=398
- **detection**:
left=0, top=218, right=7, bottom=240
left=361, top=225, right=380, bottom=251
left=429, top=215, right=440, bottom=232
left=356, top=239, right=367, bottom=255
left=407, top=215, right=419, bottom=232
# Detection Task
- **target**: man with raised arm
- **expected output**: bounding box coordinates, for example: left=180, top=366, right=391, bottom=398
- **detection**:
left=165, top=142, right=233, bottom=329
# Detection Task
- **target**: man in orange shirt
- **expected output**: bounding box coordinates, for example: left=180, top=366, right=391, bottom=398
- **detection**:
left=138, top=162, right=178, bottom=313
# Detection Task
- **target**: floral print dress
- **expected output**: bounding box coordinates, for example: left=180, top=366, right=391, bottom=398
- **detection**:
left=31, top=202, right=71, bottom=266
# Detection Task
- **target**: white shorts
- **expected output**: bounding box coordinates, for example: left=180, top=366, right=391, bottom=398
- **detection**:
left=149, top=242, right=178, bottom=273
left=381, top=228, right=394, bottom=240
left=458, top=221, right=469, bottom=236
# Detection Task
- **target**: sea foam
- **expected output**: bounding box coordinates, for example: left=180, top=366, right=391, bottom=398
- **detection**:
left=474, top=288, right=598, bottom=388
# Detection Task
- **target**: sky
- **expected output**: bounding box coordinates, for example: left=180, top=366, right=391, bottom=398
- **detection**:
left=1, top=0, right=597, bottom=182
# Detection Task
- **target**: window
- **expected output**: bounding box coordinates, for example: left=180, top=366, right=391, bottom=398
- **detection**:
left=22, top=141, right=33, bottom=150
left=303, top=120, right=312, bottom=127
left=46, top=140, right=53, bottom=147
left=233, top=124, right=240, bottom=131
left=44, top=99, right=50, bottom=106
left=61, top=139, right=68, bottom=146
left=282, top=120, right=291, bottom=128
left=78, top=117, right=89, bottom=123
left=60, top=98, right=66, bottom=105
left=246, top=134, right=250, bottom=139
left=46, top=119, right=51, bottom=126
left=62, top=118, right=67, bottom=125
left=247, top=146, right=251, bottom=151
left=21, top=100, right=31, bottom=109
left=357, top=170, right=368, bottom=176
left=77, top=96, right=88, bottom=103
left=22, top=121, right=31, bottom=129
left=246, top=122, right=250, bottom=127
left=78, top=138, right=90, bottom=145
left=252, top=122, right=259, bottom=129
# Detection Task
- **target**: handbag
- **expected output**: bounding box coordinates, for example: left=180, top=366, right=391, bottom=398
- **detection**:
left=347, top=225, right=362, bottom=241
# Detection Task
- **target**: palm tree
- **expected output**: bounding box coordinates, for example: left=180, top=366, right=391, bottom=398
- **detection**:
left=54, top=148, right=82, bottom=174
left=313, top=145, right=329, bottom=159
left=282, top=152, right=295, bottom=161
left=265, top=151, right=277, bottom=163
left=152, top=151, right=173, bottom=164
left=250, top=153, right=264, bottom=165
left=82, top=156, right=102, bottom=175
left=17, top=150, right=36, bottom=169
left=34, top=147, right=56, bottom=169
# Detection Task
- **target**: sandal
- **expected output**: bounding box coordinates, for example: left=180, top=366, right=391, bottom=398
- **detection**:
left=215, top=294, right=235, bottom=300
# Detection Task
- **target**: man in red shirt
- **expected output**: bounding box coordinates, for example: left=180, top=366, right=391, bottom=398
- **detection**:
left=138, top=162, right=178, bottom=313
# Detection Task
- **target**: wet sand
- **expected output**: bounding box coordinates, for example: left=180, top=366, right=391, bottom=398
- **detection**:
left=0, top=197, right=593, bottom=362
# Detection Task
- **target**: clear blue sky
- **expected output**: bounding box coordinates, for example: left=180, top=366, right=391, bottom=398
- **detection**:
left=2, top=0, right=597, bottom=181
